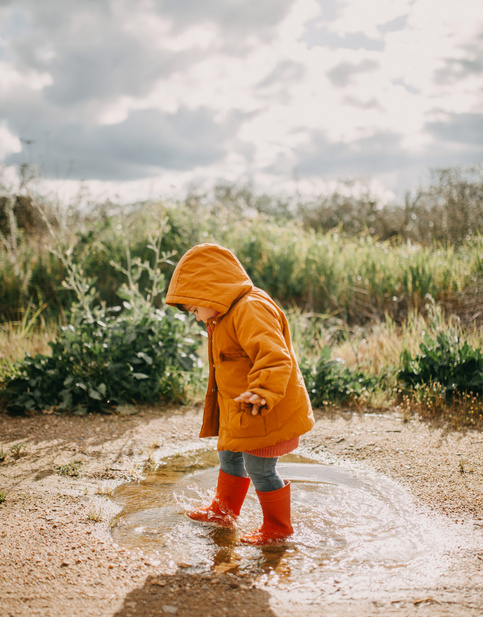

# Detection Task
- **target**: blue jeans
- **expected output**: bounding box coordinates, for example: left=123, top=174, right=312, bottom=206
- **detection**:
left=218, top=450, right=284, bottom=492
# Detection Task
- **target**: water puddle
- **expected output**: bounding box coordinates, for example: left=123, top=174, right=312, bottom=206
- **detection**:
left=111, top=449, right=467, bottom=600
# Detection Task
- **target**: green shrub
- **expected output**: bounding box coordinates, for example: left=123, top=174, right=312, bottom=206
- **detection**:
left=3, top=305, right=199, bottom=414
left=398, top=332, right=483, bottom=399
left=2, top=235, right=202, bottom=414
left=303, top=346, right=377, bottom=406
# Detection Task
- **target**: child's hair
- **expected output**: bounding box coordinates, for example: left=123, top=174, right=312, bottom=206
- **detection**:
left=175, top=304, right=187, bottom=312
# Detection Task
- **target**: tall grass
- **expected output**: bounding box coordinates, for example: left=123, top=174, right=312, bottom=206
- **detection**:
left=0, top=305, right=57, bottom=375
left=288, top=303, right=483, bottom=376
left=287, top=301, right=483, bottom=424
left=224, top=219, right=482, bottom=319
left=0, top=164, right=482, bottom=326
left=0, top=199, right=481, bottom=325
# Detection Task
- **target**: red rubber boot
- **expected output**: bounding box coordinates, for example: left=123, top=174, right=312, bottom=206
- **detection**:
left=240, top=481, right=293, bottom=545
left=186, top=470, right=250, bottom=528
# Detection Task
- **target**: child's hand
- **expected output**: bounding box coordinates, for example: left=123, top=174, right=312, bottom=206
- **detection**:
left=234, top=391, right=267, bottom=416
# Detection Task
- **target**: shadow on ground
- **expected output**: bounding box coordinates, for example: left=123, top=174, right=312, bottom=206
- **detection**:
left=113, top=570, right=278, bottom=617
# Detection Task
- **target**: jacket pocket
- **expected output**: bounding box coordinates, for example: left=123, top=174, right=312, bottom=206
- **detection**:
left=227, top=401, right=268, bottom=439
left=219, top=351, right=250, bottom=362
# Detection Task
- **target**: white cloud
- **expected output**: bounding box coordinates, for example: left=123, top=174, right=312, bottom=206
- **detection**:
left=0, top=121, right=21, bottom=159
left=329, top=0, right=412, bottom=38
left=0, top=61, right=51, bottom=92
left=0, top=0, right=482, bottom=202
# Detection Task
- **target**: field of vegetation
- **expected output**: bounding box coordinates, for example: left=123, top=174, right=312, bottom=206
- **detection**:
left=0, top=165, right=482, bottom=427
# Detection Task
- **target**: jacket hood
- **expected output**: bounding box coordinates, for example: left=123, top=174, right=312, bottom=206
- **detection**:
left=165, top=244, right=253, bottom=315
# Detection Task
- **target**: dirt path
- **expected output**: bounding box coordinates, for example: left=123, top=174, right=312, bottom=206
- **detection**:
left=1, top=405, right=482, bottom=617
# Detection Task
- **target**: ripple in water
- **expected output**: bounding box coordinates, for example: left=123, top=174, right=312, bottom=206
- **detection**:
left=110, top=450, right=465, bottom=600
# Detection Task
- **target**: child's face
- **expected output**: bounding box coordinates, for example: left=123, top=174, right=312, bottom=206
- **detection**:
left=183, top=305, right=217, bottom=324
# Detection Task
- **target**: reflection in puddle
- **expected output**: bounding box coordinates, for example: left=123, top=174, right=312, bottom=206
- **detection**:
left=111, top=450, right=463, bottom=599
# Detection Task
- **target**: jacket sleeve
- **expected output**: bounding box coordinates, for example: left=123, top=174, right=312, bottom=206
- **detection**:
left=232, top=299, right=293, bottom=413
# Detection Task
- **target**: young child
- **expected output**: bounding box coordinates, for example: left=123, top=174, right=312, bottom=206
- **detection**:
left=165, top=243, right=314, bottom=545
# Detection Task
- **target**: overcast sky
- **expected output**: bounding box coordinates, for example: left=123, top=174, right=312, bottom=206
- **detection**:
left=1, top=0, right=482, bottom=203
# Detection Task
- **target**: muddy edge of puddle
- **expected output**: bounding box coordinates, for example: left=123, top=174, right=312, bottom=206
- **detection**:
left=110, top=451, right=473, bottom=599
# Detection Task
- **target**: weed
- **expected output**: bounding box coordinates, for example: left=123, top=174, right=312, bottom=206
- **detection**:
left=57, top=461, right=82, bottom=477
left=87, top=507, right=103, bottom=522
left=143, top=454, right=156, bottom=472
left=0, top=310, right=55, bottom=375
left=396, top=382, right=483, bottom=428
left=9, top=443, right=25, bottom=460
left=95, top=485, right=113, bottom=497
left=109, top=514, right=121, bottom=528
left=0, top=490, right=6, bottom=504
left=455, top=391, right=483, bottom=426
left=0, top=449, right=5, bottom=463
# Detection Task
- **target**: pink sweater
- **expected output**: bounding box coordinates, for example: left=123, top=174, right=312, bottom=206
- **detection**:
left=246, top=435, right=300, bottom=458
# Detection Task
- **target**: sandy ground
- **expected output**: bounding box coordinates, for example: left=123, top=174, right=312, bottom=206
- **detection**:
left=1, top=404, right=483, bottom=617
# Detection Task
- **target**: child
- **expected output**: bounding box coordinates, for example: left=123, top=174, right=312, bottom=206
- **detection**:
left=165, top=243, right=314, bottom=545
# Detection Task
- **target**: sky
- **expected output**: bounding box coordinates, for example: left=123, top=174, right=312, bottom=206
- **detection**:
left=0, top=0, right=482, bottom=204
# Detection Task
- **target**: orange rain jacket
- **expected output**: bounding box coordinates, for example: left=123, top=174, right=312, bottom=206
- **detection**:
left=165, top=243, right=314, bottom=452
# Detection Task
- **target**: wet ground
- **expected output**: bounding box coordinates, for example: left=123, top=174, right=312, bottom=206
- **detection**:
left=111, top=449, right=480, bottom=609
left=1, top=405, right=483, bottom=617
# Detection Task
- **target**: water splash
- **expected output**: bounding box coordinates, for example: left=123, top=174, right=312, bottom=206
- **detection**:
left=111, top=450, right=470, bottom=600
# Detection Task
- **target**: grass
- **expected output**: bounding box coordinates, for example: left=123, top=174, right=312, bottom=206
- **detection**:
left=109, top=514, right=121, bottom=528
left=87, top=507, right=103, bottom=522
left=0, top=182, right=482, bottom=324
left=0, top=168, right=481, bottom=425
left=56, top=461, right=82, bottom=477
left=9, top=443, right=26, bottom=460
left=288, top=302, right=483, bottom=426
left=0, top=315, right=57, bottom=374
left=224, top=219, right=482, bottom=318
left=289, top=303, right=483, bottom=376
left=95, top=485, right=113, bottom=497
left=0, top=490, right=6, bottom=504
left=0, top=297, right=481, bottom=427
left=143, top=454, right=156, bottom=472
left=458, top=458, right=474, bottom=474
